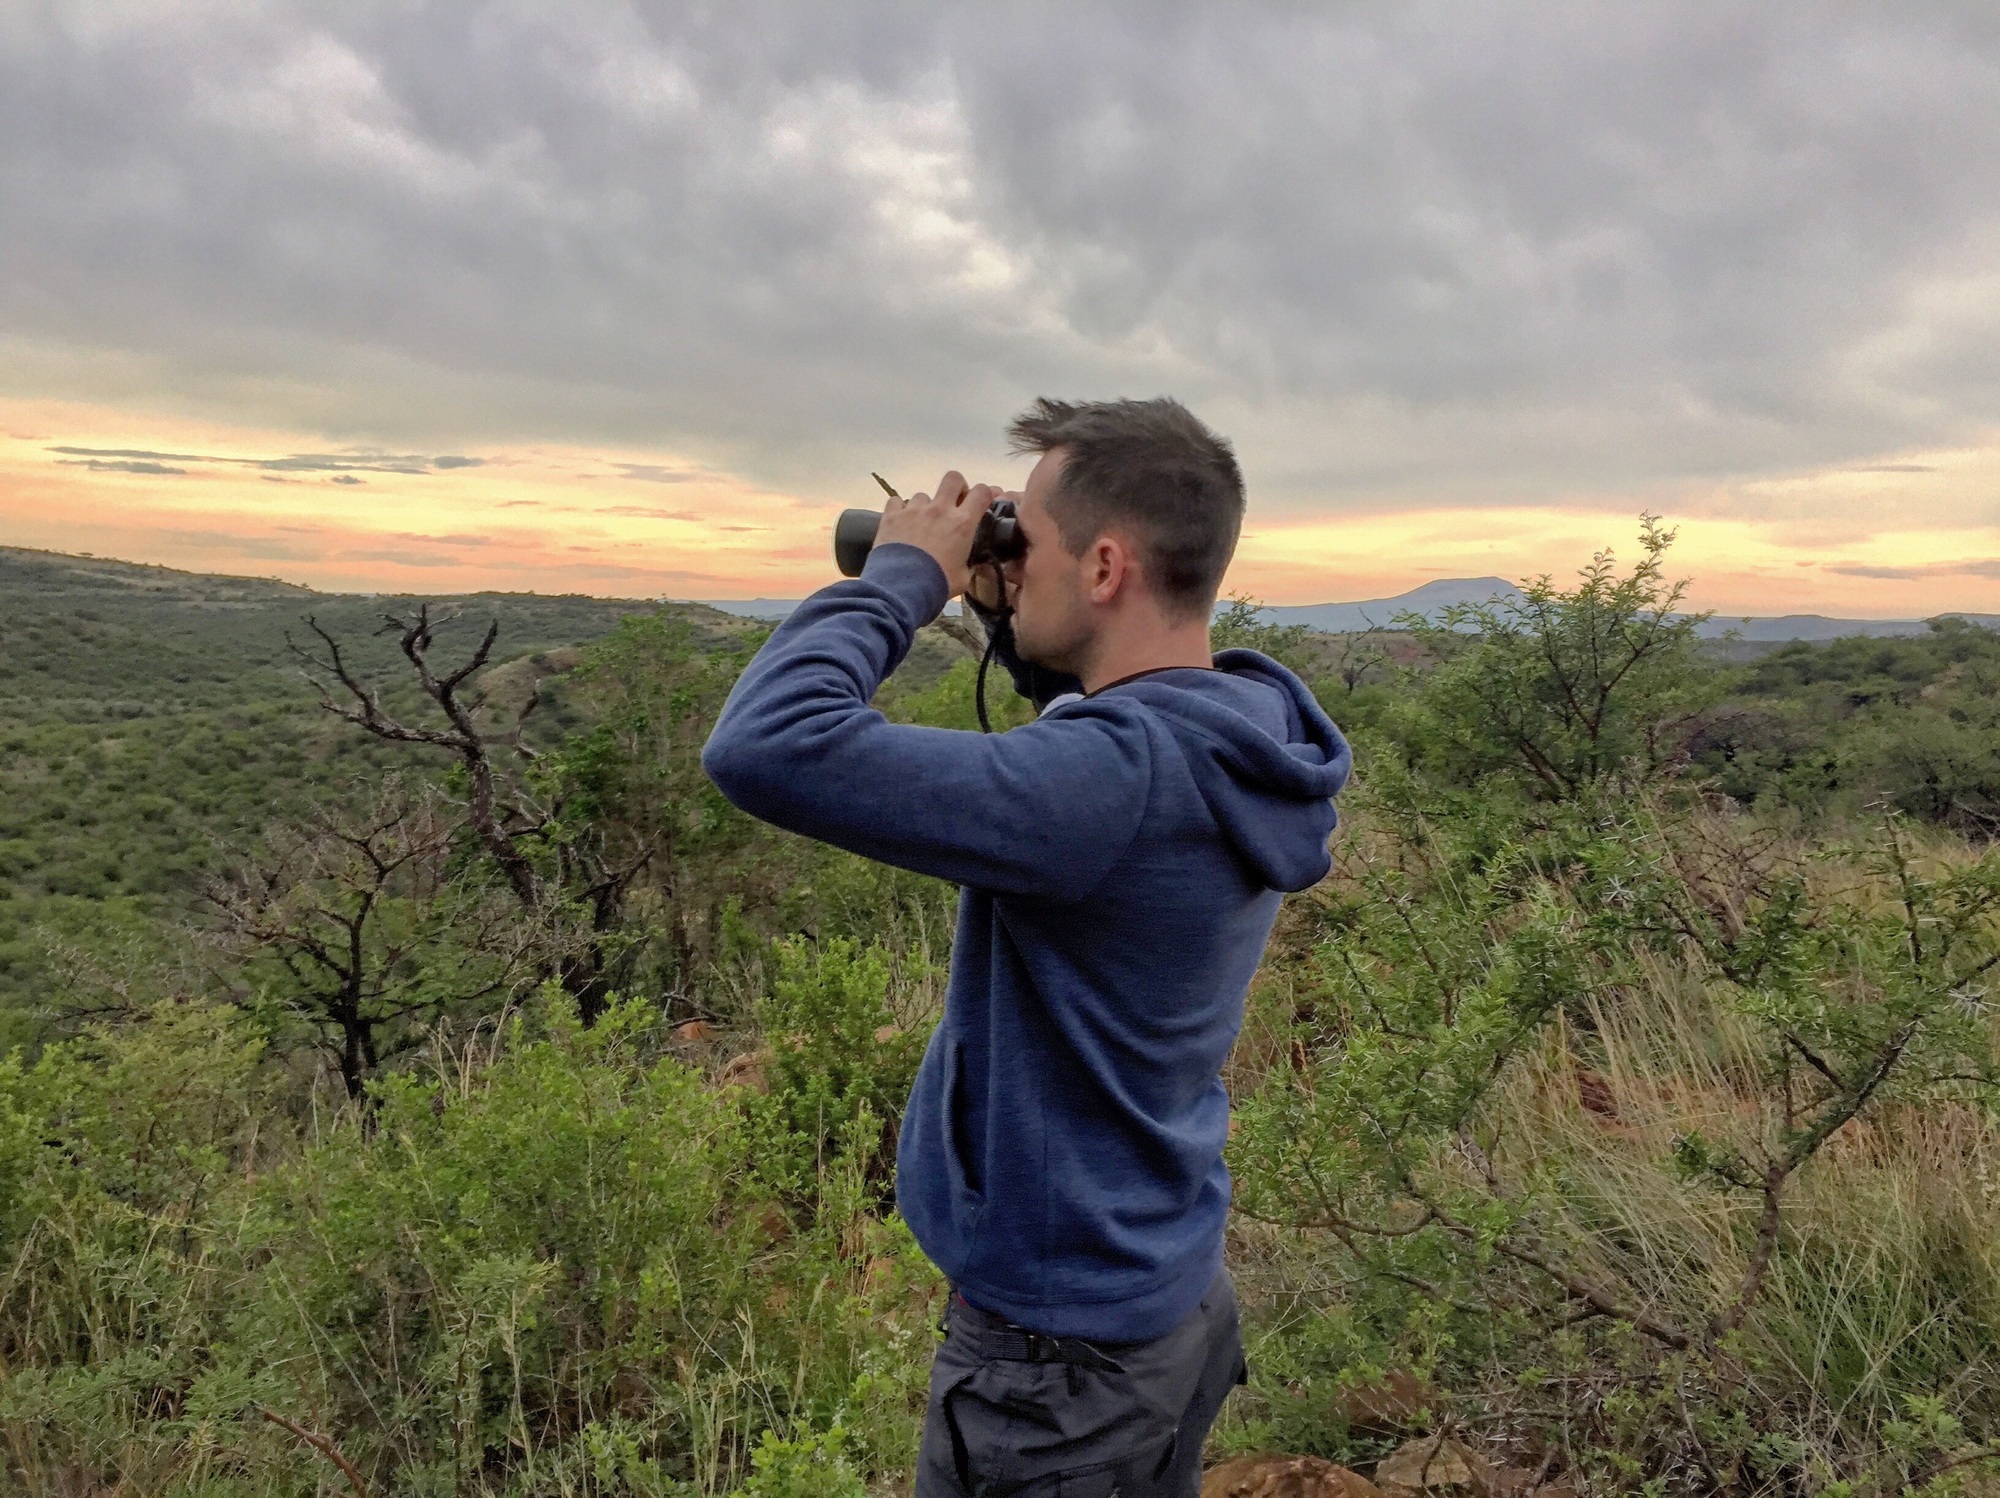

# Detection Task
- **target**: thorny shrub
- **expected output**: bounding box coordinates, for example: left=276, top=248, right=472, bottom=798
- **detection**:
left=1226, top=780, right=2000, bottom=1494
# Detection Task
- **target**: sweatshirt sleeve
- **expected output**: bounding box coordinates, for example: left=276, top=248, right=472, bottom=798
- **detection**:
left=701, top=544, right=1150, bottom=900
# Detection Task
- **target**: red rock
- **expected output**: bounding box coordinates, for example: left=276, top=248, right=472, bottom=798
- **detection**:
left=1574, top=1066, right=1619, bottom=1120
left=756, top=1205, right=792, bottom=1244
left=1336, top=1370, right=1434, bottom=1435
left=1203, top=1454, right=1385, bottom=1497
left=716, top=1049, right=769, bottom=1094
left=1374, top=1437, right=1539, bottom=1498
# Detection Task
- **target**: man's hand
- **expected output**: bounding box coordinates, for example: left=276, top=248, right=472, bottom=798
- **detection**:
left=961, top=490, right=1021, bottom=615
left=962, top=563, right=1007, bottom=616
left=873, top=471, right=1001, bottom=599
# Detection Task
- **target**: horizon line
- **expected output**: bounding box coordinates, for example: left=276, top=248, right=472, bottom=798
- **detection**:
left=3, top=541, right=1981, bottom=626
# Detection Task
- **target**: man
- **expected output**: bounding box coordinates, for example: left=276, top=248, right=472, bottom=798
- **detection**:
left=702, top=398, right=1350, bottom=1496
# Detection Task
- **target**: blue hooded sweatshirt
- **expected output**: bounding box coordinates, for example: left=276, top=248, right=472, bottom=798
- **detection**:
left=701, top=544, right=1351, bottom=1342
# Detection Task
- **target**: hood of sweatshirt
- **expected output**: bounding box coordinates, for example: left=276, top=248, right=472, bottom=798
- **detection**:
left=1088, top=649, right=1352, bottom=892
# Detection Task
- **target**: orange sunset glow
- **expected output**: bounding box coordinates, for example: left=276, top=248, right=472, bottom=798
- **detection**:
left=7, top=395, right=2000, bottom=617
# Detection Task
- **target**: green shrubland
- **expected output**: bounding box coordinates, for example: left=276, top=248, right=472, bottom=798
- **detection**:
left=3, top=534, right=2000, bottom=1494
left=0, top=990, right=943, bottom=1495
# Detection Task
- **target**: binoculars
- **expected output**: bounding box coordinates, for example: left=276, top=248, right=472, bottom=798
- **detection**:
left=833, top=496, right=1026, bottom=578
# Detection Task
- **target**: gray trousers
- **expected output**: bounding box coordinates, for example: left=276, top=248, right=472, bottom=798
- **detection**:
left=914, top=1271, right=1247, bottom=1497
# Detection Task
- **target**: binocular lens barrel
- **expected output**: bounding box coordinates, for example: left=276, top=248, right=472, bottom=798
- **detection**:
left=833, top=509, right=882, bottom=578
left=833, top=498, right=1024, bottom=578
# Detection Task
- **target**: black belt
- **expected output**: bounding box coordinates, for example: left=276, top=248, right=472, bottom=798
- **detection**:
left=947, top=1293, right=1124, bottom=1373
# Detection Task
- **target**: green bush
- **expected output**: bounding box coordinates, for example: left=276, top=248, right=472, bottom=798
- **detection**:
left=1225, top=784, right=2000, bottom=1491
left=747, top=937, right=932, bottom=1204
left=0, top=1000, right=266, bottom=1495
left=1391, top=518, right=1716, bottom=799
left=0, top=989, right=942, bottom=1496
left=737, top=1426, right=867, bottom=1498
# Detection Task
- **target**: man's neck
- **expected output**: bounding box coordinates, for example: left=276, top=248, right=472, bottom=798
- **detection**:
left=1078, top=619, right=1215, bottom=695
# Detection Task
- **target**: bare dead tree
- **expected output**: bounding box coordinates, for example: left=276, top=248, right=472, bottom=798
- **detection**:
left=1329, top=626, right=1391, bottom=694
left=294, top=607, right=539, bottom=906
left=207, top=778, right=532, bottom=1098
left=289, top=606, right=659, bottom=1023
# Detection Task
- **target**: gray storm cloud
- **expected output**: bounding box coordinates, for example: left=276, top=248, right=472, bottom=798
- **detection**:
left=3, top=2, right=1998, bottom=512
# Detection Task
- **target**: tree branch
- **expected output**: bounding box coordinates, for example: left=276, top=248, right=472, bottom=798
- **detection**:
left=1782, top=1032, right=1847, bottom=1092
left=1704, top=1159, right=1786, bottom=1349
left=259, top=1407, right=371, bottom=1498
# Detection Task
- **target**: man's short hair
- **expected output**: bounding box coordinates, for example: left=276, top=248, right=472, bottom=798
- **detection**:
left=1007, top=397, right=1244, bottom=622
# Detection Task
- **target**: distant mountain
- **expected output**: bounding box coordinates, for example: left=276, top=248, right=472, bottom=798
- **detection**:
left=1249, top=578, right=2000, bottom=642
left=1253, top=577, right=1525, bottom=632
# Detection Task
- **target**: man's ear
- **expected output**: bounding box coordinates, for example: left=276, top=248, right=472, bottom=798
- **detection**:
left=1084, top=534, right=1133, bottom=606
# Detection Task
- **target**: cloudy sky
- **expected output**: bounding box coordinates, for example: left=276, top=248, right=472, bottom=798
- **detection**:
left=4, top=2, right=1999, bottom=611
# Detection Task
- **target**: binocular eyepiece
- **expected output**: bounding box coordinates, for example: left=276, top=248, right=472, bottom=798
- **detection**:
left=833, top=497, right=1026, bottom=578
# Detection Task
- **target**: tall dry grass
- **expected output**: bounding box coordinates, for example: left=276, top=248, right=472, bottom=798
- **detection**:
left=1500, top=951, right=2000, bottom=1474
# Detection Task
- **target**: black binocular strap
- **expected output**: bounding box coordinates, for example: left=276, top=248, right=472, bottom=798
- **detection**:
left=974, top=559, right=1008, bottom=735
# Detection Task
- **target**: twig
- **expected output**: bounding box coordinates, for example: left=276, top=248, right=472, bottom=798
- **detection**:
left=932, top=616, right=986, bottom=658
left=1479, top=1232, right=1692, bottom=1350
left=1896, top=1442, right=2000, bottom=1494
left=1782, top=1033, right=1847, bottom=1092
left=259, top=1407, right=371, bottom=1498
